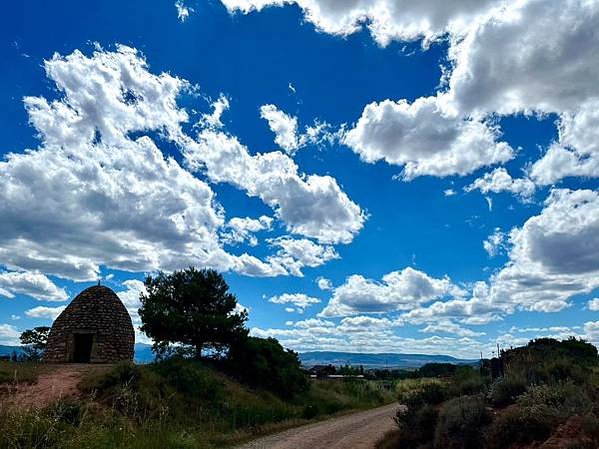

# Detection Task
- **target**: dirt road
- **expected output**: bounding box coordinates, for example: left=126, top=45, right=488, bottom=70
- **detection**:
left=236, top=403, right=401, bottom=449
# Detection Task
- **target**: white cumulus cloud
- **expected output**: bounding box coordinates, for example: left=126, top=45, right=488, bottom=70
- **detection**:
left=343, top=97, right=513, bottom=180
left=0, top=271, right=67, bottom=302
left=320, top=266, right=465, bottom=317
left=25, top=305, right=67, bottom=320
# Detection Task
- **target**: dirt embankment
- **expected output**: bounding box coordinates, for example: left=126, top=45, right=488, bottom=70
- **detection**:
left=236, top=403, right=401, bottom=449
left=2, top=363, right=112, bottom=409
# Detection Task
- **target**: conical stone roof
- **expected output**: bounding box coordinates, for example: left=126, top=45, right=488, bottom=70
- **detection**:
left=44, top=285, right=135, bottom=363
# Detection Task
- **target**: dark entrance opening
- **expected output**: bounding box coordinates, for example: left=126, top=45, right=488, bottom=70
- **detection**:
left=73, top=334, right=94, bottom=363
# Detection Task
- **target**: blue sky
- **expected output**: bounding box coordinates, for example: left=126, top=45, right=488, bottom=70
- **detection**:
left=1, top=0, right=598, bottom=358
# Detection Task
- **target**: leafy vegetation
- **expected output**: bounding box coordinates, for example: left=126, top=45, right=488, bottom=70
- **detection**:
left=1, top=359, right=395, bottom=448
left=20, top=326, right=50, bottom=361
left=377, top=337, right=599, bottom=449
left=0, top=267, right=398, bottom=448
left=139, top=267, right=248, bottom=359
left=226, top=336, right=309, bottom=398
left=0, top=360, right=40, bottom=384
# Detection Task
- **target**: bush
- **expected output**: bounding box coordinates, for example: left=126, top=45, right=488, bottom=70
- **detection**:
left=486, top=405, right=558, bottom=449
left=581, top=414, right=599, bottom=446
left=398, top=380, right=447, bottom=408
left=487, top=375, right=528, bottom=408
left=91, top=362, right=142, bottom=392
left=48, top=400, right=84, bottom=426
left=151, top=357, right=223, bottom=401
left=433, top=395, right=489, bottom=449
left=227, top=337, right=308, bottom=398
left=375, top=429, right=404, bottom=449
left=394, top=404, right=438, bottom=448
left=517, top=382, right=592, bottom=417
left=450, top=367, right=488, bottom=396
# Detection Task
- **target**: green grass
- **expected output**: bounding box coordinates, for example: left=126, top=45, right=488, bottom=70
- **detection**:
left=0, top=361, right=40, bottom=385
left=0, top=359, right=396, bottom=449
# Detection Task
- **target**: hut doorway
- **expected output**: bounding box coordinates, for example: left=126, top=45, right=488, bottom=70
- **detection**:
left=73, top=334, right=94, bottom=363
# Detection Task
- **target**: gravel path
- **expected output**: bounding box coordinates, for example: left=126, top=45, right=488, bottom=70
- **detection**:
left=235, top=403, right=401, bottom=449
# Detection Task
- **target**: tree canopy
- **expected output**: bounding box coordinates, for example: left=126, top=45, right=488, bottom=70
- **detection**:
left=139, top=267, right=248, bottom=359
left=20, top=326, right=50, bottom=360
left=227, top=336, right=308, bottom=398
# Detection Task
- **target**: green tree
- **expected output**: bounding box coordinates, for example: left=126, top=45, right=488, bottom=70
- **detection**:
left=20, top=326, right=50, bottom=361
left=139, top=267, right=248, bottom=359
left=227, top=336, right=308, bottom=397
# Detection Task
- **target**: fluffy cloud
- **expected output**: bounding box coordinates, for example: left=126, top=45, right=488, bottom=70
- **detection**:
left=446, top=0, right=599, bottom=117
left=225, top=0, right=599, bottom=187
left=1, top=46, right=356, bottom=282
left=114, top=279, right=150, bottom=343
left=343, top=97, right=513, bottom=180
left=199, top=95, right=230, bottom=130
left=483, top=228, right=506, bottom=258
left=444, top=0, right=599, bottom=184
left=25, top=305, right=67, bottom=320
left=405, top=189, right=599, bottom=323
left=260, top=104, right=300, bottom=153
left=530, top=100, right=599, bottom=185
left=268, top=237, right=338, bottom=274
left=0, top=46, right=234, bottom=281
left=316, top=276, right=333, bottom=290
left=185, top=129, right=365, bottom=244
left=259, top=104, right=337, bottom=153
left=419, top=320, right=485, bottom=337
left=588, top=298, right=599, bottom=311
left=269, top=293, right=321, bottom=313
left=251, top=320, right=483, bottom=358
left=466, top=168, right=535, bottom=200
left=402, top=286, right=502, bottom=327
left=496, top=189, right=599, bottom=311
left=221, top=215, right=273, bottom=247
left=337, top=315, right=397, bottom=333
left=444, top=189, right=457, bottom=197
left=584, top=321, right=599, bottom=343
left=286, top=318, right=335, bottom=329
left=0, top=271, right=67, bottom=302
left=320, top=266, right=465, bottom=316
left=221, top=0, right=497, bottom=46
left=0, top=324, right=20, bottom=345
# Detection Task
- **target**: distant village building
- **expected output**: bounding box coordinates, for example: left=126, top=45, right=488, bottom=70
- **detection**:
left=44, top=285, right=135, bottom=363
left=307, top=364, right=337, bottom=378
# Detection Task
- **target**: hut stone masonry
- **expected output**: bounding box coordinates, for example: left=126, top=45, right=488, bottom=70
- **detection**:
left=44, top=285, right=135, bottom=363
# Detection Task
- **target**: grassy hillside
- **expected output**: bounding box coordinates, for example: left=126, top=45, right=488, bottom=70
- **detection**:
left=377, top=337, right=599, bottom=449
left=0, top=358, right=395, bottom=449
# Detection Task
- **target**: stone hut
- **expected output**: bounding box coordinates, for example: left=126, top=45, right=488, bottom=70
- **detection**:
left=44, top=285, right=135, bottom=363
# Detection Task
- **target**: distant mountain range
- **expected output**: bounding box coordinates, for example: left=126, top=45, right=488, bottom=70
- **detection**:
left=0, top=345, right=23, bottom=357
left=299, top=351, right=478, bottom=369
left=0, top=343, right=154, bottom=363
left=1, top=344, right=476, bottom=369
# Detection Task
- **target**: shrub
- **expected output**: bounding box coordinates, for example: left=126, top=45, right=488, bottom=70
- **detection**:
left=581, top=414, right=599, bottom=446
left=450, top=367, right=488, bottom=396
left=48, top=399, right=84, bottom=426
left=394, top=404, right=438, bottom=446
left=398, top=380, right=447, bottom=408
left=151, top=357, right=223, bottom=401
left=487, top=375, right=528, bottom=408
left=433, top=395, right=489, bottom=449
left=91, top=362, right=142, bottom=392
left=375, top=429, right=404, bottom=449
left=227, top=337, right=308, bottom=398
left=518, top=382, right=592, bottom=417
left=486, top=405, right=558, bottom=449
